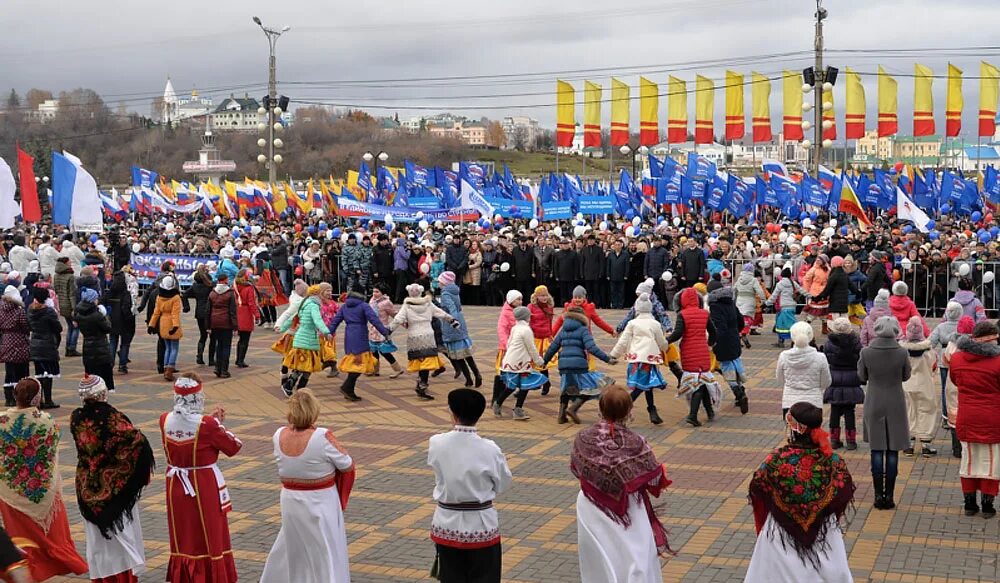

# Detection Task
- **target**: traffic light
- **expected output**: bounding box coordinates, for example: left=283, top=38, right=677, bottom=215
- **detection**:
left=277, top=95, right=289, bottom=111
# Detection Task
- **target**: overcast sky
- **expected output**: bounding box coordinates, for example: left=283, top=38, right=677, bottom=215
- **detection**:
left=4, top=0, right=1000, bottom=143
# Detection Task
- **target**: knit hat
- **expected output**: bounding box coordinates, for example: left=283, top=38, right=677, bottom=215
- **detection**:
left=220, top=246, right=234, bottom=259
left=27, top=260, right=39, bottom=274
left=78, top=374, right=108, bottom=402
left=159, top=275, right=177, bottom=291
left=818, top=253, right=830, bottom=265
left=572, top=285, right=587, bottom=299
left=828, top=317, right=853, bottom=335
left=2, top=286, right=20, bottom=303
left=533, top=285, right=549, bottom=296
left=831, top=256, right=844, bottom=268
left=635, top=278, right=655, bottom=296
left=874, top=316, right=900, bottom=339
left=437, top=271, right=456, bottom=287
left=790, top=321, right=814, bottom=348
left=505, top=290, right=523, bottom=305
left=31, top=286, right=49, bottom=304
left=892, top=280, right=908, bottom=296
left=635, top=293, right=653, bottom=314
left=693, top=282, right=708, bottom=296
left=513, top=306, right=531, bottom=322
left=0, top=262, right=9, bottom=273
left=905, top=316, right=926, bottom=342
left=944, top=301, right=963, bottom=322
left=874, top=289, right=890, bottom=308
left=957, top=315, right=975, bottom=335
left=406, top=283, right=425, bottom=298
left=81, top=288, right=99, bottom=304
left=742, top=262, right=755, bottom=273
left=706, top=280, right=723, bottom=293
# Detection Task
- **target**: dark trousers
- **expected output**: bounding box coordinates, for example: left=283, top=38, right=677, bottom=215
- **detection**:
left=435, top=542, right=501, bottom=583
left=584, top=280, right=602, bottom=307
left=109, top=328, right=134, bottom=368
left=259, top=305, right=276, bottom=324
left=236, top=331, right=251, bottom=365
left=393, top=269, right=411, bottom=304
left=688, top=386, right=713, bottom=419
left=373, top=352, right=397, bottom=365
left=609, top=280, right=626, bottom=309
left=65, top=316, right=79, bottom=351
left=156, top=337, right=165, bottom=371
left=829, top=404, right=857, bottom=431
left=84, top=358, right=115, bottom=392
left=211, top=329, right=234, bottom=372
left=515, top=279, right=534, bottom=303
left=630, top=388, right=655, bottom=408
left=3, top=362, right=29, bottom=403
left=871, top=450, right=899, bottom=480
left=558, top=281, right=575, bottom=306
left=196, top=317, right=211, bottom=362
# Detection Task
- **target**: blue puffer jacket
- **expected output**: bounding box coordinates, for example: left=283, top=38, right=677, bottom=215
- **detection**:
left=543, top=310, right=610, bottom=373
left=438, top=284, right=469, bottom=343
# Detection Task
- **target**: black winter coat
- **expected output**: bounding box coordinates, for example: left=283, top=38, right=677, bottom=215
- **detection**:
left=444, top=244, right=469, bottom=275
left=708, top=288, right=743, bottom=362
left=512, top=247, right=536, bottom=281
left=74, top=301, right=112, bottom=364
left=271, top=241, right=290, bottom=269
left=579, top=246, right=606, bottom=281
left=606, top=250, right=630, bottom=282
left=106, top=272, right=135, bottom=335
left=813, top=267, right=857, bottom=314
left=28, top=305, right=62, bottom=363
left=112, top=243, right=131, bottom=272
left=865, top=262, right=889, bottom=302
left=552, top=250, right=580, bottom=283
left=184, top=279, right=213, bottom=321
left=644, top=246, right=670, bottom=279
left=678, top=248, right=707, bottom=283
left=372, top=245, right=394, bottom=280
left=821, top=332, right=865, bottom=405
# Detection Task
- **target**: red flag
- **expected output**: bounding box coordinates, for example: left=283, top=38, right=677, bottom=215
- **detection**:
left=16, top=144, right=41, bottom=223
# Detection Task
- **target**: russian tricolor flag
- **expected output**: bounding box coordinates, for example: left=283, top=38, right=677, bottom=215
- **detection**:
left=52, top=151, right=102, bottom=229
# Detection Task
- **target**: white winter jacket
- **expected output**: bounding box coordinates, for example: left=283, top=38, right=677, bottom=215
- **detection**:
left=776, top=346, right=832, bottom=409
left=274, top=291, right=305, bottom=332
left=609, top=313, right=670, bottom=364
left=501, top=322, right=543, bottom=372
left=59, top=242, right=85, bottom=275
left=38, top=244, right=60, bottom=277
left=7, top=245, right=37, bottom=275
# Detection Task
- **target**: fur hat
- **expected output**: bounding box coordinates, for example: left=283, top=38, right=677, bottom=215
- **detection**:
left=505, top=290, right=523, bottom=305
left=572, top=285, right=587, bottom=299
left=828, top=317, right=854, bottom=335
left=513, top=306, right=531, bottom=322
left=874, top=289, right=891, bottom=308
left=874, top=316, right=900, bottom=339
left=437, top=271, right=456, bottom=287
left=2, top=286, right=21, bottom=304
left=790, top=321, right=814, bottom=348
left=635, top=293, right=653, bottom=314
left=831, top=256, right=845, bottom=268
left=406, top=283, right=425, bottom=298
left=892, top=280, right=908, bottom=296
left=905, top=316, right=926, bottom=342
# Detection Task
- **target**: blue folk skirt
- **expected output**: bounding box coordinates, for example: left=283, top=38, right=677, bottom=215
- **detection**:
left=626, top=363, right=667, bottom=391
left=501, top=371, right=548, bottom=391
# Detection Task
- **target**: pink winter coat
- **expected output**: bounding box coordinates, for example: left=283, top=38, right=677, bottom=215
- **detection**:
left=860, top=305, right=894, bottom=346
left=889, top=295, right=929, bottom=338
left=368, top=296, right=397, bottom=342
left=497, top=302, right=516, bottom=350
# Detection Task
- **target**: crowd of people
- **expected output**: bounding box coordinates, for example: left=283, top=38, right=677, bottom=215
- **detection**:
left=0, top=208, right=998, bottom=582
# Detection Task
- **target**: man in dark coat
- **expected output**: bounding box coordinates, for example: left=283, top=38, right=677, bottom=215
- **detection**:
left=677, top=238, right=707, bottom=290
left=551, top=238, right=580, bottom=306
left=271, top=236, right=291, bottom=294
left=372, top=234, right=395, bottom=293
left=813, top=256, right=859, bottom=319
left=533, top=237, right=554, bottom=296
left=865, top=251, right=890, bottom=308
left=444, top=238, right=470, bottom=285
left=511, top=238, right=537, bottom=301
left=644, top=237, right=671, bottom=308
left=605, top=239, right=630, bottom=309
left=107, top=267, right=136, bottom=373
left=707, top=285, right=749, bottom=414
left=579, top=235, right=606, bottom=308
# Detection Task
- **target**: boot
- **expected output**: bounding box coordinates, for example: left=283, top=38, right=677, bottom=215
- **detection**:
left=872, top=474, right=886, bottom=510
left=557, top=402, right=569, bottom=424
left=39, top=379, right=59, bottom=409
left=541, top=380, right=550, bottom=396
left=733, top=384, right=749, bottom=415
left=370, top=358, right=380, bottom=377
left=431, top=367, right=446, bottom=378
left=920, top=442, right=938, bottom=457
left=821, top=320, right=829, bottom=335
left=964, top=493, right=980, bottom=516
left=466, top=358, right=482, bottom=388
left=164, top=366, right=176, bottom=382
left=704, top=394, right=715, bottom=422
left=208, top=350, right=215, bottom=367
left=389, top=360, right=404, bottom=379
left=196, top=340, right=206, bottom=365
left=982, top=495, right=996, bottom=518
left=830, top=428, right=843, bottom=450
left=951, top=429, right=963, bottom=459
left=340, top=384, right=362, bottom=402
left=648, top=406, right=663, bottom=425
left=3, top=387, right=14, bottom=408
left=490, top=376, right=505, bottom=406
left=512, top=407, right=530, bottom=421
left=415, top=381, right=435, bottom=401
left=219, top=362, right=231, bottom=379
left=741, top=335, right=751, bottom=349
left=846, top=429, right=858, bottom=451
left=118, top=364, right=129, bottom=375
left=492, top=401, right=503, bottom=418
left=327, top=364, right=340, bottom=378
left=686, top=389, right=702, bottom=427
left=566, top=398, right=585, bottom=424
left=884, top=474, right=897, bottom=510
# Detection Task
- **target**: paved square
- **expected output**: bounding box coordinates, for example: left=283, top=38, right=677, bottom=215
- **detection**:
left=39, top=306, right=1000, bottom=582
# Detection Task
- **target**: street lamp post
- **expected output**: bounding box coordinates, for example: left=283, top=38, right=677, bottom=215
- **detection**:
left=363, top=151, right=389, bottom=198
left=34, top=175, right=49, bottom=213
left=252, top=16, right=290, bottom=184
left=618, top=144, right=648, bottom=180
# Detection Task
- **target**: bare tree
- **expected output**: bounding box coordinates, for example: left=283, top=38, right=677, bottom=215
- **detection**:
left=485, top=121, right=506, bottom=149
left=25, top=89, right=53, bottom=111
left=511, top=126, right=530, bottom=151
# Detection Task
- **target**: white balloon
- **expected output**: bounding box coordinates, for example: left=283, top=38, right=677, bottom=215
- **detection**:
left=384, top=213, right=394, bottom=224
left=528, top=218, right=539, bottom=229
left=599, top=221, right=608, bottom=231
left=250, top=225, right=262, bottom=236
left=420, top=262, right=430, bottom=274
left=959, top=263, right=971, bottom=277
left=304, top=261, right=314, bottom=271
left=213, top=215, right=221, bottom=225
left=801, top=235, right=813, bottom=246
left=240, top=218, right=248, bottom=227
left=802, top=218, right=812, bottom=229
left=217, top=227, right=229, bottom=237
left=661, top=270, right=673, bottom=282
left=553, top=226, right=563, bottom=237
left=418, top=220, right=429, bottom=230
left=131, top=243, right=141, bottom=253
left=625, top=226, right=636, bottom=238
left=778, top=231, right=788, bottom=242
left=829, top=218, right=838, bottom=227
left=435, top=220, right=444, bottom=228
left=314, top=208, right=324, bottom=218
left=165, top=222, right=175, bottom=232
left=576, top=212, right=584, bottom=221
left=672, top=216, right=681, bottom=227
left=573, top=226, right=586, bottom=238
left=901, top=257, right=912, bottom=270
left=500, top=262, right=510, bottom=273
left=415, top=211, right=425, bottom=219
left=327, top=230, right=334, bottom=240
left=340, top=233, right=349, bottom=244
left=631, top=216, right=641, bottom=226
left=984, top=271, right=996, bottom=284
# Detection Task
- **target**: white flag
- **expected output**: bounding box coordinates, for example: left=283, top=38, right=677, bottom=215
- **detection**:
left=0, top=157, right=18, bottom=229
left=63, top=150, right=103, bottom=231
left=896, top=187, right=931, bottom=233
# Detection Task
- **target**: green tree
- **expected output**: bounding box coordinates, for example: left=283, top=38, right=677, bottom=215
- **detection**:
left=6, top=89, right=20, bottom=109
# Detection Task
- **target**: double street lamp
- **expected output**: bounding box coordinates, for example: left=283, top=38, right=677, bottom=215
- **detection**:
left=363, top=151, right=388, bottom=196
left=618, top=144, right=648, bottom=179
left=252, top=16, right=290, bottom=183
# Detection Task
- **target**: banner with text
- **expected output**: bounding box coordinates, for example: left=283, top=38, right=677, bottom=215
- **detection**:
left=130, top=253, right=218, bottom=286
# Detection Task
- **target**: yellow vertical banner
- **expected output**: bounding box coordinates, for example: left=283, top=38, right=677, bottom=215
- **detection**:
left=666, top=76, right=687, bottom=143
left=610, top=77, right=630, bottom=147
left=639, top=77, right=659, bottom=146
left=979, top=61, right=998, bottom=137
left=583, top=81, right=602, bottom=148
left=751, top=72, right=771, bottom=142
left=877, top=66, right=898, bottom=137
left=913, top=64, right=934, bottom=137
left=844, top=67, right=865, bottom=139
left=556, top=80, right=576, bottom=148
left=945, top=63, right=963, bottom=138
left=694, top=75, right=714, bottom=144
left=783, top=70, right=803, bottom=140
left=725, top=70, right=744, bottom=141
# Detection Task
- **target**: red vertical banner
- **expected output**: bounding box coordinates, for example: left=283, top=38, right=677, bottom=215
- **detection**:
left=16, top=144, right=41, bottom=223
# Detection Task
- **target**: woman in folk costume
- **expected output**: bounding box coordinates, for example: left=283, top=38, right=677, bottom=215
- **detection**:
left=438, top=271, right=483, bottom=388
left=273, top=279, right=309, bottom=384
left=368, top=283, right=405, bottom=378
left=233, top=268, right=259, bottom=369
left=542, top=306, right=617, bottom=425
left=666, top=288, right=720, bottom=427
left=900, top=316, right=940, bottom=457
left=843, top=256, right=868, bottom=326
left=160, top=373, right=242, bottom=582
left=390, top=283, right=460, bottom=401
left=316, top=283, right=340, bottom=378
left=528, top=285, right=557, bottom=395
left=261, top=389, right=355, bottom=583
left=765, top=267, right=803, bottom=349
left=0, top=285, right=30, bottom=407
left=572, top=387, right=672, bottom=583
left=802, top=254, right=831, bottom=329
left=942, top=315, right=974, bottom=459
left=745, top=402, right=855, bottom=583
left=329, top=287, right=391, bottom=402
left=609, top=293, right=671, bottom=426
left=491, top=290, right=523, bottom=406
left=0, top=378, right=87, bottom=581
left=946, top=319, right=1000, bottom=518
left=278, top=285, right=331, bottom=397
left=707, top=282, right=751, bottom=415
left=72, top=374, right=155, bottom=583
left=494, top=307, right=546, bottom=421
left=253, top=250, right=288, bottom=327
left=616, top=278, right=682, bottom=382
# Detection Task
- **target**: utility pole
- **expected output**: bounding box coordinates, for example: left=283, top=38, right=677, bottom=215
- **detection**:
left=253, top=17, right=290, bottom=184
left=813, top=0, right=827, bottom=175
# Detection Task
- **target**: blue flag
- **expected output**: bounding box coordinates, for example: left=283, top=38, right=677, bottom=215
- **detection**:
left=984, top=166, right=1000, bottom=204
left=799, top=174, right=828, bottom=208
left=727, top=175, right=751, bottom=216
left=705, top=173, right=730, bottom=211
left=405, top=160, right=429, bottom=187
left=130, top=166, right=158, bottom=188
left=686, top=152, right=717, bottom=181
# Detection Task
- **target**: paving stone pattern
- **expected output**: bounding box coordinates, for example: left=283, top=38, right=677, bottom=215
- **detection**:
left=39, top=307, right=999, bottom=582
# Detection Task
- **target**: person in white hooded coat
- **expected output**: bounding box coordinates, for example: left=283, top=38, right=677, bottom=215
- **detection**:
left=776, top=321, right=832, bottom=414
left=900, top=316, right=939, bottom=457
left=609, top=293, right=671, bottom=426
left=59, top=238, right=86, bottom=275
left=733, top=263, right=766, bottom=348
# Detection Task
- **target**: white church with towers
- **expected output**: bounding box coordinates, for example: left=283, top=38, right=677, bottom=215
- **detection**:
left=158, top=77, right=214, bottom=125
